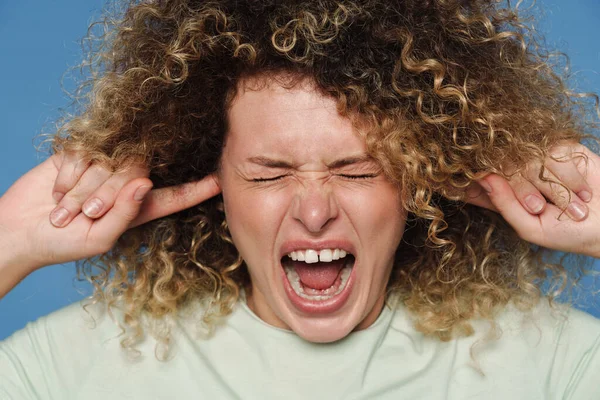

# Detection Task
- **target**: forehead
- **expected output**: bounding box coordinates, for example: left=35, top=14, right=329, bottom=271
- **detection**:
left=225, top=76, right=367, bottom=160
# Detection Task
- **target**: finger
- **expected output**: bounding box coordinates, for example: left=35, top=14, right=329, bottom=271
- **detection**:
left=49, top=164, right=112, bottom=227
left=464, top=182, right=498, bottom=212
left=52, top=152, right=91, bottom=203
left=480, top=174, right=546, bottom=243
left=571, top=143, right=600, bottom=177
left=545, top=147, right=593, bottom=202
left=484, top=174, right=592, bottom=252
left=81, top=165, right=149, bottom=219
left=87, top=179, right=153, bottom=250
left=130, top=174, right=221, bottom=228
left=505, top=172, right=547, bottom=215
left=521, top=163, right=588, bottom=222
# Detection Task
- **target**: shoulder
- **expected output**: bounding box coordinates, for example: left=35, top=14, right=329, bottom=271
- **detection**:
left=496, top=300, right=600, bottom=349
left=386, top=299, right=599, bottom=399
left=4, top=299, right=121, bottom=348
left=503, top=301, right=600, bottom=399
left=0, top=300, right=125, bottom=399
left=453, top=299, right=600, bottom=365
left=480, top=300, right=599, bottom=399
left=0, top=299, right=127, bottom=372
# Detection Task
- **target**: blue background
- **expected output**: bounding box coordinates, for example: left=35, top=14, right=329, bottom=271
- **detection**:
left=0, top=0, right=599, bottom=340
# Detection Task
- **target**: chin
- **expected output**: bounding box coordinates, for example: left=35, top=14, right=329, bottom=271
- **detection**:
left=246, top=243, right=391, bottom=341
left=286, top=315, right=361, bottom=343
left=276, top=283, right=379, bottom=343
left=271, top=247, right=388, bottom=342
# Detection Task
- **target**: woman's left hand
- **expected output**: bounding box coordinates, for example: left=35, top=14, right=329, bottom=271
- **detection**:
left=464, top=142, right=600, bottom=258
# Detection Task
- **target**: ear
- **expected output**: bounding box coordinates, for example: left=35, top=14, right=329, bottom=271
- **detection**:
left=463, top=181, right=498, bottom=212
left=211, top=171, right=223, bottom=195
left=213, top=172, right=221, bottom=186
left=211, top=173, right=227, bottom=214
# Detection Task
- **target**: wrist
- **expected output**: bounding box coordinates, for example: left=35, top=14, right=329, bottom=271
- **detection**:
left=0, top=229, right=40, bottom=299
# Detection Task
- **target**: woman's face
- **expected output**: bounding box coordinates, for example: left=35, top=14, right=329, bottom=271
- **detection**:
left=219, top=77, right=407, bottom=342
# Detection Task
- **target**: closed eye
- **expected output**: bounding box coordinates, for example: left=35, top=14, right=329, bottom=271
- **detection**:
left=252, top=175, right=288, bottom=183
left=338, top=173, right=379, bottom=180
left=251, top=173, right=378, bottom=182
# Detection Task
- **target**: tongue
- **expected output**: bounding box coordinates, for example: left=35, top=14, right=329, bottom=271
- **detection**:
left=293, top=260, right=345, bottom=290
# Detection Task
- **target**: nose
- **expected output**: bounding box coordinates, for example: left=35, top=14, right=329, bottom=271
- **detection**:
left=291, top=182, right=339, bottom=233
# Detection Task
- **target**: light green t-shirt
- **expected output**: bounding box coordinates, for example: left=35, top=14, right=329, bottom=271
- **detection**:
left=1, top=298, right=599, bottom=399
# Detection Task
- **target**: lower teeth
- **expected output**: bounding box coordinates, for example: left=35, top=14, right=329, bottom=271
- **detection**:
left=284, top=264, right=352, bottom=300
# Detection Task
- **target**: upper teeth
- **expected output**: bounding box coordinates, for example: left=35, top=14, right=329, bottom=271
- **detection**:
left=287, top=249, right=348, bottom=264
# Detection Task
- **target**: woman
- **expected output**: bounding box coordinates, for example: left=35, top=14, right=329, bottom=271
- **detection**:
left=1, top=0, right=599, bottom=398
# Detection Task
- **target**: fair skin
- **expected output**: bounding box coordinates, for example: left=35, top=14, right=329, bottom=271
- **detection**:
left=0, top=156, right=220, bottom=296
left=220, top=78, right=406, bottom=342
left=1, top=75, right=600, bottom=340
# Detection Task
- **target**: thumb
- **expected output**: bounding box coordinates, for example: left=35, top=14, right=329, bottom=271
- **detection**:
left=89, top=178, right=153, bottom=246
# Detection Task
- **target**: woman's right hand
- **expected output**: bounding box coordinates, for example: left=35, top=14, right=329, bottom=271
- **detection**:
left=0, top=153, right=221, bottom=297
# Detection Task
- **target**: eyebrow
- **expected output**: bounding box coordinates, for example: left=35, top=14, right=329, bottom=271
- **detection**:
left=247, top=155, right=374, bottom=169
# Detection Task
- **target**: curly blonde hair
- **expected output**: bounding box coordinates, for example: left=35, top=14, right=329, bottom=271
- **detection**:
left=52, top=0, right=598, bottom=355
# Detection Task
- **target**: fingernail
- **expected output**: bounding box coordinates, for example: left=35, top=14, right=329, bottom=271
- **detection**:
left=524, top=195, right=545, bottom=214
left=134, top=185, right=152, bottom=202
left=83, top=198, right=103, bottom=217
left=50, top=207, right=69, bottom=227
left=53, top=192, right=64, bottom=203
left=579, top=190, right=592, bottom=203
left=478, top=179, right=492, bottom=194
left=567, top=202, right=587, bottom=221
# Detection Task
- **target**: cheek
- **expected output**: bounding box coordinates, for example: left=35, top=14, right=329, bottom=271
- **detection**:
left=338, top=183, right=405, bottom=238
left=223, top=189, right=292, bottom=249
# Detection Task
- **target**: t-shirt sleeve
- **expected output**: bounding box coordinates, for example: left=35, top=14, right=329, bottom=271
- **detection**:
left=547, top=307, right=600, bottom=399
left=563, top=333, right=600, bottom=398
left=0, top=302, right=110, bottom=400
left=0, top=320, right=55, bottom=400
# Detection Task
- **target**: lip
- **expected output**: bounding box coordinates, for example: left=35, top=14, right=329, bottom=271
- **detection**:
left=279, top=240, right=356, bottom=259
left=280, top=254, right=356, bottom=314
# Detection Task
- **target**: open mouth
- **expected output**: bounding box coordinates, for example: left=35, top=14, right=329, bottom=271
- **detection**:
left=281, top=249, right=356, bottom=303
